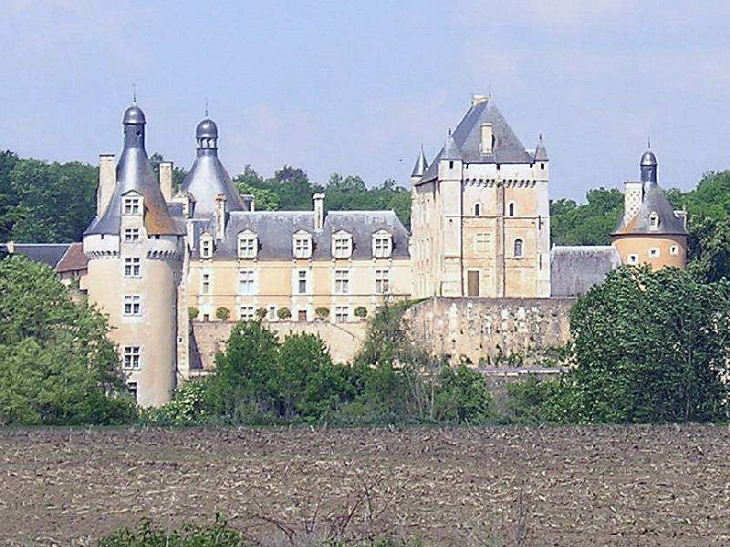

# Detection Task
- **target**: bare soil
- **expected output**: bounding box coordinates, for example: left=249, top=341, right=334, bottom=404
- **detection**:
left=1, top=425, right=729, bottom=546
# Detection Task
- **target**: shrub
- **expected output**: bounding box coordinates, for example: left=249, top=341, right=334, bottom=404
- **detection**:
left=277, top=307, right=292, bottom=320
left=98, top=515, right=248, bottom=546
left=433, top=365, right=493, bottom=424
left=188, top=307, right=199, bottom=320
left=216, top=307, right=230, bottom=321
left=144, top=379, right=210, bottom=425
left=255, top=307, right=267, bottom=320
left=354, top=306, right=368, bottom=318
left=315, top=306, right=330, bottom=319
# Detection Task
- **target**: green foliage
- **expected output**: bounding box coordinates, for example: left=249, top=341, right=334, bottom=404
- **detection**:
left=433, top=365, right=493, bottom=423
left=99, top=515, right=248, bottom=546
left=562, top=266, right=730, bottom=423
left=550, top=188, right=623, bottom=246
left=277, top=307, right=292, bottom=320
left=216, top=306, right=231, bottom=321
left=315, top=306, right=330, bottom=319
left=188, top=307, right=199, bottom=320
left=354, top=306, right=368, bottom=318
left=505, top=374, right=563, bottom=424
left=255, top=307, right=268, bottom=319
left=148, top=152, right=187, bottom=193
left=0, top=256, right=136, bottom=425
left=144, top=379, right=210, bottom=425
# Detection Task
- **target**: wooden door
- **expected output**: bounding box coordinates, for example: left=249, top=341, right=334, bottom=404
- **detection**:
left=467, top=271, right=480, bottom=297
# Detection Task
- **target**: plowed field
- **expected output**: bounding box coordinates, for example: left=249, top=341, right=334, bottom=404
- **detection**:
left=1, top=425, right=729, bottom=546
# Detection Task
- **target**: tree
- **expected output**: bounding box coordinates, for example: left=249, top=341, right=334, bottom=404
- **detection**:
left=0, top=256, right=135, bottom=424
left=148, top=152, right=187, bottom=192
left=550, top=188, right=623, bottom=246
left=564, top=266, right=730, bottom=423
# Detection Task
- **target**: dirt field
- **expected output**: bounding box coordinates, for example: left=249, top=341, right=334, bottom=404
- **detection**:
left=1, top=425, right=729, bottom=546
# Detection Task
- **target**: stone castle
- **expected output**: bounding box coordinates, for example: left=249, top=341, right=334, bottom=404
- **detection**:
left=2, top=95, right=689, bottom=406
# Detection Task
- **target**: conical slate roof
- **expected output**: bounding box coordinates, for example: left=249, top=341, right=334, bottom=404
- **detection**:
left=85, top=105, right=182, bottom=236
left=180, top=118, right=245, bottom=219
left=419, top=97, right=533, bottom=182
left=612, top=181, right=687, bottom=236
left=411, top=145, right=429, bottom=178
left=534, top=134, right=548, bottom=161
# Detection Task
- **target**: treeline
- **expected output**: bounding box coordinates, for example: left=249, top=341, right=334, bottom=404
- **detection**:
left=0, top=150, right=412, bottom=244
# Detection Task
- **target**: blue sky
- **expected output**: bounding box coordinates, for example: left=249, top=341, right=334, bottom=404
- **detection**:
left=2, top=0, right=729, bottom=201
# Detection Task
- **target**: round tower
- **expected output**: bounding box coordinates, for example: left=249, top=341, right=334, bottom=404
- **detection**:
left=83, top=104, right=183, bottom=407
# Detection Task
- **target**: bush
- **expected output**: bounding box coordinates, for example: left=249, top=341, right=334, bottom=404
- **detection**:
left=315, top=306, right=330, bottom=319
left=144, top=379, right=210, bottom=425
left=505, top=374, right=562, bottom=424
left=277, top=307, right=292, bottom=320
left=99, top=515, right=248, bottom=546
left=188, top=307, right=199, bottom=320
left=255, top=307, right=267, bottom=320
left=354, top=306, right=368, bottom=318
left=216, top=307, right=230, bottom=321
left=433, top=365, right=493, bottom=424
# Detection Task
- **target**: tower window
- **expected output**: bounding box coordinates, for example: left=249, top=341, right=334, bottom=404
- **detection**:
left=123, top=197, right=141, bottom=215
left=514, top=239, right=524, bottom=258
left=124, top=257, right=141, bottom=278
left=124, top=228, right=140, bottom=242
left=449, top=161, right=454, bottom=169
left=200, top=237, right=213, bottom=259
left=123, top=295, right=141, bottom=316
left=670, top=245, right=679, bottom=256
left=627, top=253, right=639, bottom=265
left=297, top=270, right=308, bottom=294
left=474, top=203, right=481, bottom=217
left=123, top=346, right=141, bottom=370
left=201, top=273, right=211, bottom=295
left=649, top=247, right=660, bottom=259
left=508, top=202, right=515, bottom=217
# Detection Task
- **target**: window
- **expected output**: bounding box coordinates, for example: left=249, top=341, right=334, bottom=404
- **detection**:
left=201, top=273, right=211, bottom=295
left=649, top=212, right=659, bottom=230
left=334, top=269, right=350, bottom=294
left=123, top=196, right=141, bottom=215
left=474, top=203, right=481, bottom=216
left=514, top=239, right=523, bottom=258
left=297, top=270, right=308, bottom=294
left=123, top=295, right=141, bottom=316
left=508, top=202, right=515, bottom=217
left=293, top=233, right=312, bottom=259
left=124, top=257, right=141, bottom=278
left=123, top=346, right=141, bottom=370
left=372, top=233, right=392, bottom=258
left=237, top=233, right=257, bottom=258
left=670, top=245, right=679, bottom=256
left=375, top=269, right=390, bottom=294
left=200, top=237, right=213, bottom=259
left=238, top=270, right=255, bottom=295
left=649, top=247, right=660, bottom=258
left=124, top=228, right=140, bottom=242
left=127, top=381, right=138, bottom=401
left=627, top=253, right=639, bottom=265
left=268, top=306, right=277, bottom=321
left=334, top=306, right=350, bottom=323
left=239, top=306, right=255, bottom=321
left=332, top=233, right=352, bottom=259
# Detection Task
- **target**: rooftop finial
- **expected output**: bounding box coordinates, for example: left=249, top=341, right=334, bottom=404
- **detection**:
left=647, top=134, right=651, bottom=149
left=132, top=83, right=137, bottom=105
left=205, top=98, right=209, bottom=118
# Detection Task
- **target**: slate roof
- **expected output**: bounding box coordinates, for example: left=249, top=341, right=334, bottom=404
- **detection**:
left=419, top=98, right=534, bottom=183
left=190, top=210, right=410, bottom=261
left=411, top=145, right=429, bottom=178
left=550, top=246, right=621, bottom=297
left=0, top=243, right=70, bottom=268
left=55, top=242, right=88, bottom=273
left=612, top=181, right=688, bottom=237
left=85, top=105, right=183, bottom=237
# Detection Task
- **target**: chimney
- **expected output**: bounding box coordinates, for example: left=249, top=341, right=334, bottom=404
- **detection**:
left=159, top=161, right=173, bottom=202
left=215, top=194, right=227, bottom=239
left=97, top=154, right=116, bottom=216
left=313, top=193, right=325, bottom=231
left=480, top=123, right=493, bottom=155
left=240, top=194, right=254, bottom=212
left=623, top=181, right=643, bottom=223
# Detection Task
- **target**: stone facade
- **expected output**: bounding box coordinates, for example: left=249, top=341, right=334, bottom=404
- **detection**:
left=404, top=297, right=575, bottom=366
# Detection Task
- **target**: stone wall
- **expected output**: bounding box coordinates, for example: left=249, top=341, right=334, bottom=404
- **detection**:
left=404, top=297, right=575, bottom=366
left=190, top=320, right=368, bottom=371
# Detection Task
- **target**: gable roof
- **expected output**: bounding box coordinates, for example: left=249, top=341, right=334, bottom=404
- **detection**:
left=419, top=98, right=534, bottom=183
left=551, top=246, right=621, bottom=297
left=190, top=210, right=410, bottom=261
left=0, top=243, right=70, bottom=268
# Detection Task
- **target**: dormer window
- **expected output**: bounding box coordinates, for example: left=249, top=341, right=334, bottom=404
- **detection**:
left=237, top=230, right=257, bottom=259
left=332, top=231, right=353, bottom=259
left=123, top=196, right=142, bottom=215
left=649, top=212, right=659, bottom=230
left=293, top=231, right=312, bottom=259
left=200, top=234, right=213, bottom=259
left=372, top=231, right=392, bottom=258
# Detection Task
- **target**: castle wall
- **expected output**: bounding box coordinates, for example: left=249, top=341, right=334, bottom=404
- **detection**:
left=191, top=319, right=368, bottom=370
left=404, top=297, right=575, bottom=366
